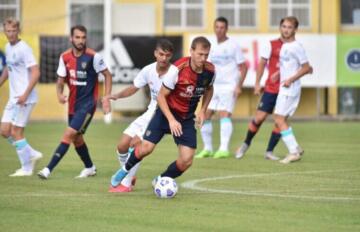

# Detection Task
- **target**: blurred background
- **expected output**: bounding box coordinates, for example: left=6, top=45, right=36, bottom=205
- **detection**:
left=0, top=0, right=359, bottom=121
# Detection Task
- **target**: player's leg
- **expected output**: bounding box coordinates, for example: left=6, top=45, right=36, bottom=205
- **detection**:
left=264, top=124, right=281, bottom=160
left=274, top=94, right=303, bottom=164
left=120, top=135, right=142, bottom=188
left=213, top=110, right=232, bottom=158
left=1, top=122, right=13, bottom=145
left=196, top=109, right=214, bottom=158
left=73, top=134, right=96, bottom=178
left=117, top=125, right=136, bottom=166
left=161, top=145, right=195, bottom=179
left=8, top=103, right=42, bottom=176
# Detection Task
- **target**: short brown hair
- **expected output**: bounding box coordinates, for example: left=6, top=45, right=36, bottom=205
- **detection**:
left=3, top=17, right=20, bottom=29
left=280, top=16, right=299, bottom=29
left=191, top=36, right=211, bottom=50
left=215, top=16, right=228, bottom=29
left=156, top=38, right=174, bottom=53
left=71, top=25, right=87, bottom=36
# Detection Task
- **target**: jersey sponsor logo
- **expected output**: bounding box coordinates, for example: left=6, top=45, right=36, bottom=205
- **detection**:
left=70, top=79, right=87, bottom=86
left=180, top=85, right=194, bottom=98
left=69, top=69, right=88, bottom=79
left=346, top=49, right=360, bottom=71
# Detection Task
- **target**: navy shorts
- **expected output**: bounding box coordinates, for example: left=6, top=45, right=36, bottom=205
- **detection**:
left=68, top=108, right=95, bottom=134
left=143, top=108, right=197, bottom=149
left=257, top=92, right=278, bottom=114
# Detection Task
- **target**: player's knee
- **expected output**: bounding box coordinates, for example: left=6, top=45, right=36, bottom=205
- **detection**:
left=73, top=137, right=84, bottom=147
left=117, top=143, right=128, bottom=154
left=139, top=142, right=154, bottom=157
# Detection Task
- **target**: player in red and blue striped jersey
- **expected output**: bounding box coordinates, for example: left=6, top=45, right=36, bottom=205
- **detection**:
left=38, top=25, right=112, bottom=179
left=109, top=37, right=215, bottom=191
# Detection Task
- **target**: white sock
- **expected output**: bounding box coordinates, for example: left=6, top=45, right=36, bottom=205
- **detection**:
left=121, top=163, right=140, bottom=187
left=200, top=120, right=213, bottom=151
left=116, top=150, right=128, bottom=166
left=14, top=139, right=32, bottom=171
left=280, top=127, right=299, bottom=154
left=219, top=117, right=233, bottom=151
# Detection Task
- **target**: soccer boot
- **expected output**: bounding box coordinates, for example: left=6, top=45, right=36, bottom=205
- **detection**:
left=111, top=168, right=129, bottom=187
left=194, top=149, right=213, bottom=159
left=213, top=150, right=231, bottom=159
left=76, top=165, right=97, bottom=178
left=279, top=153, right=301, bottom=164
left=264, top=151, right=280, bottom=161
left=37, top=167, right=51, bottom=179
left=9, top=168, right=32, bottom=177
left=108, top=184, right=132, bottom=193
left=235, top=143, right=249, bottom=159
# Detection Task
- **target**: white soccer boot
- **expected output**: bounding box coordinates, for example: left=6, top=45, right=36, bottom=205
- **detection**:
left=76, top=165, right=96, bottom=178
left=38, top=167, right=51, bottom=179
left=264, top=151, right=280, bottom=161
left=235, top=143, right=249, bottom=159
left=9, top=168, right=33, bottom=177
left=279, top=153, right=301, bottom=164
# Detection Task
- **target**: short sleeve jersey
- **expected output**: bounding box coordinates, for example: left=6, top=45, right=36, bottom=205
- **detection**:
left=208, top=38, right=245, bottom=90
left=5, top=40, right=38, bottom=104
left=260, top=39, right=283, bottom=94
left=279, top=40, right=308, bottom=96
left=57, top=48, right=107, bottom=114
left=162, top=57, right=215, bottom=119
left=133, top=62, right=178, bottom=112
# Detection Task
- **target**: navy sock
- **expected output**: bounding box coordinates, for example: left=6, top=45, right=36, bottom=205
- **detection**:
left=244, top=120, right=261, bottom=145
left=266, top=131, right=281, bottom=152
left=125, top=148, right=142, bottom=171
left=75, top=143, right=93, bottom=168
left=161, top=161, right=184, bottom=179
left=47, top=142, right=70, bottom=171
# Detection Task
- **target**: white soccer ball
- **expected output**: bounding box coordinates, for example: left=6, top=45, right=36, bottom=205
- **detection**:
left=154, top=177, right=178, bottom=199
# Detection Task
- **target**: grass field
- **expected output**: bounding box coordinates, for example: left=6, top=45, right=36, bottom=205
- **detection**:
left=0, top=120, right=359, bottom=232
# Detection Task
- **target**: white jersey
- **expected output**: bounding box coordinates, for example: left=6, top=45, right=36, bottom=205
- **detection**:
left=208, top=38, right=245, bottom=91
left=5, top=40, right=38, bottom=104
left=279, top=40, right=308, bottom=96
left=133, top=62, right=178, bottom=112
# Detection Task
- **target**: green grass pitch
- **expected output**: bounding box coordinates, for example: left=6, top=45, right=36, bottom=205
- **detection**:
left=0, top=120, right=359, bottom=232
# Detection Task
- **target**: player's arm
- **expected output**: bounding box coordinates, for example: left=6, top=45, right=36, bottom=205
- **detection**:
left=100, top=69, right=113, bottom=114
left=157, top=85, right=182, bottom=137
left=197, top=85, right=214, bottom=128
left=56, top=76, right=67, bottom=104
left=283, top=62, right=312, bottom=87
left=109, top=85, right=139, bottom=100
left=0, top=66, right=8, bottom=88
left=254, top=58, right=267, bottom=95
left=234, top=62, right=248, bottom=98
left=16, top=65, right=40, bottom=105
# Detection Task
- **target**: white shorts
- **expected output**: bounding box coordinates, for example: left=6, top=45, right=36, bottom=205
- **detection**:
left=208, top=89, right=236, bottom=113
left=274, top=94, right=301, bottom=117
left=123, top=109, right=155, bottom=139
left=1, top=101, right=36, bottom=127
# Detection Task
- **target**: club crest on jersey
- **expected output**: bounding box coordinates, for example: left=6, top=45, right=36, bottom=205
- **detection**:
left=81, top=62, right=88, bottom=69
left=180, top=85, right=194, bottom=98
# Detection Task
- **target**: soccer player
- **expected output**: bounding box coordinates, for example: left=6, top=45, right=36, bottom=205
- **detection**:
left=0, top=18, right=42, bottom=176
left=273, top=16, right=312, bottom=164
left=109, top=36, right=215, bottom=191
left=38, top=25, right=112, bottom=179
left=106, top=39, right=177, bottom=192
left=195, top=17, right=247, bottom=159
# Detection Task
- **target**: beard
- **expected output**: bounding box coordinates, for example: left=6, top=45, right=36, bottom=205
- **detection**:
left=72, top=41, right=86, bottom=51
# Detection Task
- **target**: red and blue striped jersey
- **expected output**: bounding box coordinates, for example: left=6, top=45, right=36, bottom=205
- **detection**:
left=162, top=57, right=215, bottom=119
left=57, top=48, right=107, bottom=114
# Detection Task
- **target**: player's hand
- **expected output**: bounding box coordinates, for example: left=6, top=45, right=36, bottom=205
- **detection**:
left=283, top=79, right=292, bottom=88
left=58, top=94, right=67, bottom=104
left=233, top=86, right=242, bottom=98
left=270, top=71, right=280, bottom=82
left=169, top=119, right=182, bottom=137
left=102, top=96, right=111, bottom=114
left=254, top=84, right=262, bottom=96
left=15, top=94, right=27, bottom=106
left=108, top=94, right=118, bottom=101
left=195, top=111, right=206, bottom=129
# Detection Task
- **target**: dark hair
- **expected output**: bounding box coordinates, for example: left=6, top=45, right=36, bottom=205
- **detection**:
left=215, top=16, right=228, bottom=28
left=280, top=16, right=299, bottom=29
left=156, top=38, right=174, bottom=53
left=71, top=25, right=87, bottom=36
left=191, top=36, right=211, bottom=50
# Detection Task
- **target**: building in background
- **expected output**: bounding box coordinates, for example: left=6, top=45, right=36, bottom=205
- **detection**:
left=0, top=0, right=359, bottom=119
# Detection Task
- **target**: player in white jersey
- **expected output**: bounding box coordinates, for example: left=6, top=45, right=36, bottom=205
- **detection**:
left=196, top=17, right=247, bottom=159
left=107, top=39, right=177, bottom=192
left=273, top=16, right=312, bottom=164
left=0, top=18, right=42, bottom=176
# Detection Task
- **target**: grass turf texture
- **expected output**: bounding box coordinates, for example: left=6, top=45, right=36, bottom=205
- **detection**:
left=0, top=121, right=359, bottom=232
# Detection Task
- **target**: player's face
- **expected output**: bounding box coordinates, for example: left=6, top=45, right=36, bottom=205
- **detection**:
left=4, top=24, right=19, bottom=44
left=71, top=29, right=87, bottom=51
left=280, top=20, right=297, bottom=40
left=190, top=44, right=210, bottom=70
left=214, top=21, right=227, bottom=41
left=154, top=48, right=173, bottom=68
